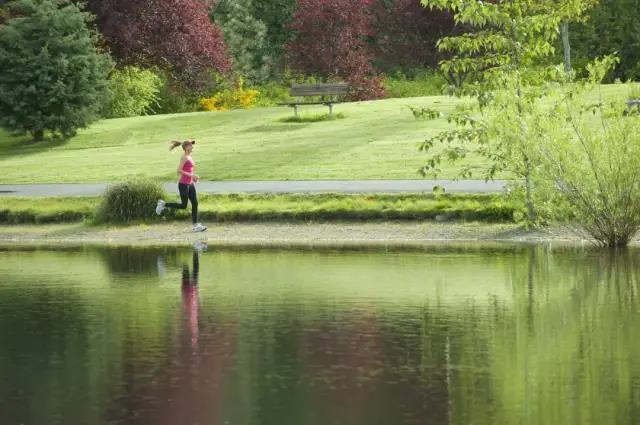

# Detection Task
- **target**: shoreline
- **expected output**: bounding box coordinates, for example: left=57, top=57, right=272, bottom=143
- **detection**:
left=0, top=222, right=601, bottom=248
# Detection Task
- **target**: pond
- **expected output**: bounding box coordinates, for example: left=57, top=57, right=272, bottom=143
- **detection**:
left=1, top=244, right=639, bottom=425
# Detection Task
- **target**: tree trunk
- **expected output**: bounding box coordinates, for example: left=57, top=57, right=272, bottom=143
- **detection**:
left=524, top=160, right=536, bottom=224
left=560, top=21, right=571, bottom=76
left=33, top=129, right=44, bottom=142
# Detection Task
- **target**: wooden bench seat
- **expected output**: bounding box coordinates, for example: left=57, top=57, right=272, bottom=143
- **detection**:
left=278, top=83, right=350, bottom=116
left=626, top=98, right=640, bottom=115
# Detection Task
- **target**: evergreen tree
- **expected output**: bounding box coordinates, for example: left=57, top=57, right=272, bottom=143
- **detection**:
left=251, top=0, right=297, bottom=75
left=571, top=0, right=640, bottom=81
left=212, top=0, right=271, bottom=83
left=0, top=0, right=112, bottom=141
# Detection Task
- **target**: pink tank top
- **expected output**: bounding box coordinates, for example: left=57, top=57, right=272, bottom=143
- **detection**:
left=180, top=158, right=194, bottom=184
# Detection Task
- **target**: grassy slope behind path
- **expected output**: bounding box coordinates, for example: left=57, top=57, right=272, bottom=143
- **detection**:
left=0, top=96, right=489, bottom=183
left=1, top=85, right=631, bottom=184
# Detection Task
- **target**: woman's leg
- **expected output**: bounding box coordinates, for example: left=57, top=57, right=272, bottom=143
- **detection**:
left=165, top=184, right=189, bottom=209
left=192, top=251, right=199, bottom=282
left=187, top=184, right=198, bottom=224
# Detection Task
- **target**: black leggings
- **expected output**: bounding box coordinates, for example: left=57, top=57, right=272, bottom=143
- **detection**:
left=165, top=183, right=198, bottom=224
left=182, top=251, right=199, bottom=285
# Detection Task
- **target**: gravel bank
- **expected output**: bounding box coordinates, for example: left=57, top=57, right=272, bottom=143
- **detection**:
left=0, top=222, right=592, bottom=248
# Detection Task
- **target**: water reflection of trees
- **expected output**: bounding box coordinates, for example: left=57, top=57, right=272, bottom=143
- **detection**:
left=446, top=247, right=640, bottom=425
left=97, top=246, right=180, bottom=277
left=0, top=286, right=104, bottom=425
left=3, top=247, right=640, bottom=424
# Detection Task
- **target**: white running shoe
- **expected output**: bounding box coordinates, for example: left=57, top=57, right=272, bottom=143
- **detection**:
left=192, top=223, right=207, bottom=232
left=155, top=200, right=166, bottom=215
left=193, top=241, right=208, bottom=251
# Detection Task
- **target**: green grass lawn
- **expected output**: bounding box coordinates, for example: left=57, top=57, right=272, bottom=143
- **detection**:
left=0, top=96, right=490, bottom=183
left=0, top=85, right=633, bottom=184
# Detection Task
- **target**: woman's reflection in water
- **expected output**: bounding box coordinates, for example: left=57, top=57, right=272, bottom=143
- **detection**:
left=182, top=249, right=200, bottom=351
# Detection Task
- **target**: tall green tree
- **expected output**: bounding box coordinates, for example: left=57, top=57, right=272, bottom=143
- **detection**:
left=250, top=0, right=297, bottom=75
left=0, top=0, right=112, bottom=141
left=212, top=0, right=271, bottom=83
left=571, top=0, right=640, bottom=81
left=554, top=0, right=598, bottom=76
left=419, top=0, right=593, bottom=222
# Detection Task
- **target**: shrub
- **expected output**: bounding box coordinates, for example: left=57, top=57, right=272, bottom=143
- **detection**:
left=154, top=75, right=201, bottom=114
left=95, top=180, right=166, bottom=224
left=250, top=0, right=298, bottom=78
left=106, top=66, right=163, bottom=118
left=0, top=0, right=112, bottom=141
left=347, top=75, right=386, bottom=101
left=384, top=70, right=447, bottom=98
left=539, top=84, right=640, bottom=247
left=199, top=79, right=259, bottom=111
left=570, top=0, right=640, bottom=82
left=212, top=0, right=271, bottom=83
left=254, top=82, right=291, bottom=107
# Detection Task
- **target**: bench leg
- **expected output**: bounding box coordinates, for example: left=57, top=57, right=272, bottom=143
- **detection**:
left=328, top=104, right=333, bottom=116
left=293, top=105, right=298, bottom=117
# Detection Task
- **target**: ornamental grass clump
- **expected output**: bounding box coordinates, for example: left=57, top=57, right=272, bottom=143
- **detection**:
left=95, top=180, right=165, bottom=224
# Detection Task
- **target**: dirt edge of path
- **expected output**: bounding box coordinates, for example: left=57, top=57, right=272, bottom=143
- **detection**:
left=0, top=222, right=602, bottom=248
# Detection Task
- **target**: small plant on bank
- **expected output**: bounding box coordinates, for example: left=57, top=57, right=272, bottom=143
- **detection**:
left=95, top=180, right=165, bottom=224
left=278, top=113, right=346, bottom=123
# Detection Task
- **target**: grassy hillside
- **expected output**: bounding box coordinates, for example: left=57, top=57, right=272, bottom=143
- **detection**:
left=1, top=85, right=633, bottom=184
left=0, top=96, right=488, bottom=183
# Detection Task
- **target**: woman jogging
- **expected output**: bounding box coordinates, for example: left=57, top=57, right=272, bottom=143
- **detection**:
left=156, top=139, right=207, bottom=232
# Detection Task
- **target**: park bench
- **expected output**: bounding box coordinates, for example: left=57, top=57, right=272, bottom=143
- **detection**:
left=627, top=98, right=640, bottom=112
left=279, top=83, right=350, bottom=117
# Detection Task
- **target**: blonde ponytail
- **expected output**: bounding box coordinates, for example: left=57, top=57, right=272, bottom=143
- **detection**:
left=169, top=139, right=196, bottom=151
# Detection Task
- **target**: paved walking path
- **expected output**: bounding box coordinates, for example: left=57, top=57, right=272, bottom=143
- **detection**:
left=0, top=180, right=508, bottom=197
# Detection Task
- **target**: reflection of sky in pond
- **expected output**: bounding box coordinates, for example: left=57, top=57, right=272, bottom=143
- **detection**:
left=0, top=245, right=639, bottom=425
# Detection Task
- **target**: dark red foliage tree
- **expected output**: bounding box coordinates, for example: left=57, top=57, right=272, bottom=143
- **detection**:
left=372, top=0, right=456, bottom=74
left=88, top=0, right=230, bottom=89
left=286, top=0, right=385, bottom=100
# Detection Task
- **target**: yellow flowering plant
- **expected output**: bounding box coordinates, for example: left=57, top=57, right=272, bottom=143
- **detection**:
left=199, top=78, right=259, bottom=111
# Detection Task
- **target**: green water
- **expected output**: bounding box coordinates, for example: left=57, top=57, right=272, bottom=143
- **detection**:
left=1, top=245, right=639, bottom=425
